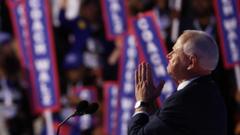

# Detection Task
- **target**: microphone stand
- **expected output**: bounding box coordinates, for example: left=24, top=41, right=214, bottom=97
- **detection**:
left=56, top=113, right=75, bottom=135
left=56, top=100, right=89, bottom=135
left=56, top=102, right=99, bottom=135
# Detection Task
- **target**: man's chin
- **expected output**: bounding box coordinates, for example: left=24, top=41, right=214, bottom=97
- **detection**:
left=167, top=69, right=175, bottom=79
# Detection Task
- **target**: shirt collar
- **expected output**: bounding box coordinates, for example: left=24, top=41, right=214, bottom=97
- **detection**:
left=177, top=77, right=199, bottom=91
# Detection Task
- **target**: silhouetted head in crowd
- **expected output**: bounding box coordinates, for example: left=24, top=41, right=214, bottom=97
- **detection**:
left=0, top=32, right=21, bottom=80
left=128, top=0, right=155, bottom=16
left=155, top=0, right=168, bottom=11
left=192, top=0, right=212, bottom=18
left=80, top=0, right=101, bottom=23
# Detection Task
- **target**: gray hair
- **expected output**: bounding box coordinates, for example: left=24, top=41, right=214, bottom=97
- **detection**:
left=180, top=30, right=219, bottom=71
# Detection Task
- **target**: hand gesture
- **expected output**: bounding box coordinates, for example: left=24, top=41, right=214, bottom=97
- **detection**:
left=135, top=62, right=165, bottom=102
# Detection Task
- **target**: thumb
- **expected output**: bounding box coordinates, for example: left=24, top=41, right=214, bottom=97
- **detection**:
left=152, top=80, right=165, bottom=100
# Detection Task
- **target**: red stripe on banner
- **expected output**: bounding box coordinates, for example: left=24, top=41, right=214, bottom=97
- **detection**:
left=213, top=0, right=234, bottom=68
left=103, top=81, right=118, bottom=135
left=122, top=0, right=128, bottom=38
left=238, top=0, right=240, bottom=18
left=124, top=0, right=131, bottom=26
left=237, top=0, right=240, bottom=29
left=101, top=0, right=114, bottom=40
left=6, top=1, right=23, bottom=64
left=43, top=0, right=61, bottom=112
left=103, top=82, right=109, bottom=135
left=236, top=0, right=240, bottom=52
left=6, top=0, right=28, bottom=68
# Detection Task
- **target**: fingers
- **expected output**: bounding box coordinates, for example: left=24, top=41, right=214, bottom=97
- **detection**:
left=143, top=63, right=147, bottom=81
left=137, top=62, right=148, bottom=82
left=135, top=69, right=139, bottom=85
left=140, top=63, right=144, bottom=82
left=135, top=62, right=144, bottom=84
left=146, top=63, right=153, bottom=83
left=135, top=62, right=166, bottom=101
left=135, top=62, right=144, bottom=85
left=135, top=80, right=150, bottom=102
left=135, top=62, right=153, bottom=85
left=135, top=62, right=148, bottom=98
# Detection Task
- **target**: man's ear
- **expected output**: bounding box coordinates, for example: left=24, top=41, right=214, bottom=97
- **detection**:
left=187, top=55, right=197, bottom=70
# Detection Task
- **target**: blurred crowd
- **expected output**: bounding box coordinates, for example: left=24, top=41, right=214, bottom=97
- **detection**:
left=0, top=0, right=239, bottom=135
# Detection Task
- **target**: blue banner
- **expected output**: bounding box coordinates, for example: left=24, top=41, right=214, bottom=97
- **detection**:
left=132, top=11, right=176, bottom=101
left=213, top=0, right=240, bottom=68
left=103, top=82, right=118, bottom=135
left=117, top=34, right=139, bottom=135
left=101, top=0, right=128, bottom=40
left=24, top=0, right=60, bottom=113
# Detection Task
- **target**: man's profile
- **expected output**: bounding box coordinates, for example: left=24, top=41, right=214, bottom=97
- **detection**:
left=128, top=30, right=227, bottom=135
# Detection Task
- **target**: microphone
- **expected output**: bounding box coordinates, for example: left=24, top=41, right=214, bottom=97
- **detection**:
left=85, top=102, right=99, bottom=114
left=56, top=100, right=89, bottom=135
left=73, top=100, right=89, bottom=116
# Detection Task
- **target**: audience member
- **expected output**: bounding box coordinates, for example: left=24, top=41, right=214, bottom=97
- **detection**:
left=0, top=32, right=33, bottom=135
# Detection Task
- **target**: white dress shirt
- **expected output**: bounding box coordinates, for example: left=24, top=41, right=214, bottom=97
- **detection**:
left=177, top=77, right=199, bottom=91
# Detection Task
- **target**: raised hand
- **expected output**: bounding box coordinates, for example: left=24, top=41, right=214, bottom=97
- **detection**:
left=135, top=62, right=165, bottom=102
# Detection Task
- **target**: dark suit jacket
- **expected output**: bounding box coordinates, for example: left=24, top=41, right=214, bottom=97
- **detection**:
left=128, top=75, right=227, bottom=135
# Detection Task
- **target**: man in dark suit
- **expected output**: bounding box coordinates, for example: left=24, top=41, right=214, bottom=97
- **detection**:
left=128, top=30, right=227, bottom=135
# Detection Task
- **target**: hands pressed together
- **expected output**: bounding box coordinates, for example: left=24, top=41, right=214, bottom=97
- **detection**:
left=135, top=62, right=165, bottom=112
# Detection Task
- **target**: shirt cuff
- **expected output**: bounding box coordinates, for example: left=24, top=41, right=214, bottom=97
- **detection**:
left=133, top=111, right=149, bottom=117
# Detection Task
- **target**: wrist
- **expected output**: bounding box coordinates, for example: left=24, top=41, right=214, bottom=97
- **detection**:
left=134, top=100, right=159, bottom=114
left=135, top=100, right=149, bottom=108
left=135, top=107, right=148, bottom=113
